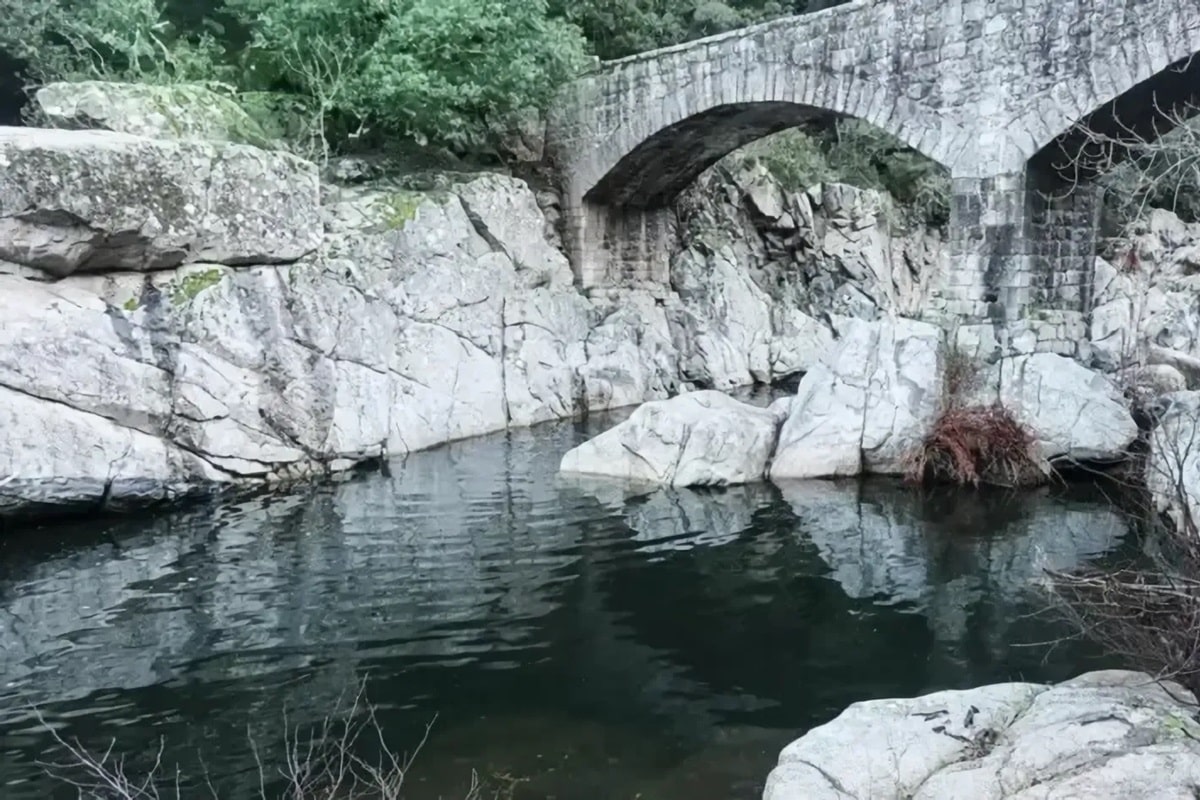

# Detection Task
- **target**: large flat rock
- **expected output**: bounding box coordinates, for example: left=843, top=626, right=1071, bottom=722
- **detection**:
left=764, top=670, right=1200, bottom=800
left=0, top=127, right=321, bottom=276
left=34, top=81, right=273, bottom=146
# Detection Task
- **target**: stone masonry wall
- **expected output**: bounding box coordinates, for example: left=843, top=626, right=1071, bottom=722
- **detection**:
left=547, top=0, right=1200, bottom=333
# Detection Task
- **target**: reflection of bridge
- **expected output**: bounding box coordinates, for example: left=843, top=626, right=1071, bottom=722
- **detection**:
left=0, top=425, right=1126, bottom=795
left=548, top=0, right=1200, bottom=342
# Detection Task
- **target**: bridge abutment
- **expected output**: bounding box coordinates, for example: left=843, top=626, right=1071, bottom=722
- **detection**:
left=938, top=170, right=1098, bottom=359
left=566, top=200, right=674, bottom=290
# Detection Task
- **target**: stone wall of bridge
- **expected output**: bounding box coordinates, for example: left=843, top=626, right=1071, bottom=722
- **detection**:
left=546, top=0, right=1200, bottom=352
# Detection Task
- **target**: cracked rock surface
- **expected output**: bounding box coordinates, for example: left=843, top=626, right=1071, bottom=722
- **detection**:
left=764, top=670, right=1200, bottom=800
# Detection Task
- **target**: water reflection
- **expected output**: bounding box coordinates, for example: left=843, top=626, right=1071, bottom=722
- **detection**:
left=0, top=414, right=1131, bottom=799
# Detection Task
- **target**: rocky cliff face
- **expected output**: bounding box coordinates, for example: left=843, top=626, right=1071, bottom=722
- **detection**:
left=0, top=85, right=944, bottom=520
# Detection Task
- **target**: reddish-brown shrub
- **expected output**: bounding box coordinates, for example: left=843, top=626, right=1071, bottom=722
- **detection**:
left=905, top=404, right=1049, bottom=488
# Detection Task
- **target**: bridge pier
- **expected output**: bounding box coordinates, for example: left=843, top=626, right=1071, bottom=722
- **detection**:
left=938, top=170, right=1099, bottom=359
left=565, top=200, right=674, bottom=291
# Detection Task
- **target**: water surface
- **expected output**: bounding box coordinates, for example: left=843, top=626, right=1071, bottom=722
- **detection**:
left=0, top=409, right=1131, bottom=798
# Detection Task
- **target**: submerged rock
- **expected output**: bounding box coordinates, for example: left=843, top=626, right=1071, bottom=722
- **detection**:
left=0, top=127, right=321, bottom=276
left=764, top=670, right=1200, bottom=799
left=559, top=391, right=783, bottom=486
left=770, top=317, right=943, bottom=479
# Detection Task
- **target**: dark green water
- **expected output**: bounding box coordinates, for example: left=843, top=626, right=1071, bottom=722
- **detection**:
left=0, top=408, right=1131, bottom=799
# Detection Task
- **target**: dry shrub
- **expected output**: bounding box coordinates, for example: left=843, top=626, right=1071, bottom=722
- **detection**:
left=36, top=678, right=488, bottom=800
left=1048, top=564, right=1200, bottom=698
left=905, top=404, right=1049, bottom=488
left=1047, top=419, right=1200, bottom=699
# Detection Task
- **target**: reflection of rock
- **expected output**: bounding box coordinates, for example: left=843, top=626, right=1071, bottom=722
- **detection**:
left=562, top=478, right=777, bottom=554
left=765, top=670, right=1200, bottom=800
left=560, top=391, right=783, bottom=486
left=775, top=480, right=1127, bottom=639
left=775, top=480, right=930, bottom=606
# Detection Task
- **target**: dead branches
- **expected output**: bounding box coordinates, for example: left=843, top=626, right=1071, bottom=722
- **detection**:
left=904, top=404, right=1049, bottom=488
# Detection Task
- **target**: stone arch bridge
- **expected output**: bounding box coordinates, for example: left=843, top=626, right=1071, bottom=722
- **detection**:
left=546, top=0, right=1200, bottom=350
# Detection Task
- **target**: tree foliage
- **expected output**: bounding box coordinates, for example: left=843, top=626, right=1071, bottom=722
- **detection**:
left=739, top=121, right=952, bottom=226
left=0, top=0, right=952, bottom=224
left=4, top=0, right=589, bottom=156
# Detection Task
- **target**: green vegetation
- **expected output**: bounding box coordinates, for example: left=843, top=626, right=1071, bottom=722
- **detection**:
left=736, top=122, right=951, bottom=226
left=375, top=191, right=425, bottom=230
left=170, top=267, right=224, bottom=305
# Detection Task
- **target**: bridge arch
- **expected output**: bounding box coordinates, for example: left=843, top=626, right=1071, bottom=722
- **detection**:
left=547, top=1, right=968, bottom=287
left=548, top=0, right=1200, bottom=351
left=578, top=89, right=958, bottom=209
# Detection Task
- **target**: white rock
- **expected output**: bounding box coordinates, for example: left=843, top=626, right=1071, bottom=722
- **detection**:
left=770, top=317, right=943, bottom=478
left=979, top=353, right=1138, bottom=463
left=0, top=127, right=321, bottom=276
left=503, top=288, right=593, bottom=426
left=1147, top=391, right=1200, bottom=535
left=559, top=391, right=781, bottom=486
left=764, top=670, right=1200, bottom=800
left=670, top=244, right=773, bottom=388
left=454, top=174, right=574, bottom=288
left=35, top=81, right=271, bottom=146
left=580, top=292, right=680, bottom=410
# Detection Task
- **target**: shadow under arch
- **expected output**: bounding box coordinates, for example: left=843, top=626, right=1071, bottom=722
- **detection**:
left=1029, top=54, right=1200, bottom=184
left=0, top=49, right=28, bottom=126
left=584, top=100, right=947, bottom=209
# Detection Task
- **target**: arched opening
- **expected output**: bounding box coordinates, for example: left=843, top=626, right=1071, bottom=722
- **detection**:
left=571, top=99, right=951, bottom=293
left=584, top=101, right=948, bottom=213
left=1032, top=53, right=1200, bottom=231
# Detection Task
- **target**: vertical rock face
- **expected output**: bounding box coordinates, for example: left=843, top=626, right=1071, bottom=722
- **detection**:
left=769, top=317, right=944, bottom=479
left=1147, top=391, right=1200, bottom=535
left=1088, top=210, right=1200, bottom=386
left=666, top=164, right=944, bottom=390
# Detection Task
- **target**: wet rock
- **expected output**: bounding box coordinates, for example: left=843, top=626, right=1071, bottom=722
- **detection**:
left=559, top=390, right=783, bottom=486
left=764, top=670, right=1200, bottom=800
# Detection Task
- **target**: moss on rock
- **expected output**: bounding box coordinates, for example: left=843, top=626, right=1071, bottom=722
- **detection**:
left=170, top=268, right=224, bottom=306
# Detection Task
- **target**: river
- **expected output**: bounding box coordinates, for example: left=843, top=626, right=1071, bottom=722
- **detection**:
left=0, top=404, right=1132, bottom=799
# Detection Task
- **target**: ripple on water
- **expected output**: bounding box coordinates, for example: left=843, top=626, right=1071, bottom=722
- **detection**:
left=0, top=413, right=1136, bottom=798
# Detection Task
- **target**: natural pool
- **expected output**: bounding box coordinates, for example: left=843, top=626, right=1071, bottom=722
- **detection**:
left=0, top=407, right=1131, bottom=799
